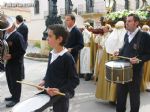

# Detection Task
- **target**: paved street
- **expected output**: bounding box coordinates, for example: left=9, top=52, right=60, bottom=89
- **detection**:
left=0, top=58, right=150, bottom=112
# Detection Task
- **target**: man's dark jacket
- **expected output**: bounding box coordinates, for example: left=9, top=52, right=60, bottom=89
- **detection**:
left=65, top=26, right=84, bottom=62
left=17, top=23, right=28, bottom=48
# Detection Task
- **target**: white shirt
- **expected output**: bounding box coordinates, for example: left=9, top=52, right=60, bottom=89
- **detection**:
left=67, top=24, right=76, bottom=32
left=127, top=28, right=139, bottom=43
left=4, top=29, right=16, bottom=39
left=50, top=47, right=68, bottom=64
left=17, top=22, right=23, bottom=28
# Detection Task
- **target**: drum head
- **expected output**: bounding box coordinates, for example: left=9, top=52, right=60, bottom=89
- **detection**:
left=139, top=104, right=150, bottom=112
left=12, top=94, right=50, bottom=112
left=105, top=60, right=131, bottom=68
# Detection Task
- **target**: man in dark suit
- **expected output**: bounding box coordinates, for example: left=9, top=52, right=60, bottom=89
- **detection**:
left=16, top=15, right=28, bottom=49
left=16, top=15, right=28, bottom=79
left=64, top=14, right=84, bottom=63
left=4, top=24, right=26, bottom=107
left=114, top=14, right=150, bottom=112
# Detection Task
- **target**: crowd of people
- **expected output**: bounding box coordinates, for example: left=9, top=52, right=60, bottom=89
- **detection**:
left=1, top=14, right=82, bottom=112
left=78, top=14, right=150, bottom=112
left=1, top=13, right=150, bottom=112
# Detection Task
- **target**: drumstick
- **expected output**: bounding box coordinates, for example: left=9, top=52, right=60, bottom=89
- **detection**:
left=111, top=55, right=142, bottom=62
left=17, top=81, right=65, bottom=96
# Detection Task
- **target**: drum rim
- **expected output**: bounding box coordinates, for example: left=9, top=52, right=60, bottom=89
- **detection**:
left=105, top=77, right=132, bottom=84
left=105, top=60, right=132, bottom=68
left=106, top=66, right=132, bottom=69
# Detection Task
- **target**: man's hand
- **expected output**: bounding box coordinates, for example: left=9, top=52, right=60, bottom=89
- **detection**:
left=3, top=54, right=11, bottom=60
left=113, top=51, right=119, bottom=56
left=130, top=57, right=140, bottom=64
left=46, top=88, right=60, bottom=96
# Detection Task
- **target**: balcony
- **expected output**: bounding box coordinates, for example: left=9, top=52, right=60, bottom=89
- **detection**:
left=78, top=1, right=106, bottom=15
left=58, top=1, right=106, bottom=16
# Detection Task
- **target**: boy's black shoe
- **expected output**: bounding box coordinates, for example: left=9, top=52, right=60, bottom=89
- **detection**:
left=5, top=97, right=13, bottom=101
left=6, top=101, right=18, bottom=107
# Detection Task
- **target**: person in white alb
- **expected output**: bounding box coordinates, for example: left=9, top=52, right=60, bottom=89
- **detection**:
left=105, top=21, right=126, bottom=55
left=80, top=22, right=92, bottom=81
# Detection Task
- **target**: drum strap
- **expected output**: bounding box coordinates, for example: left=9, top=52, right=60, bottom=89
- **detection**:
left=119, top=33, right=129, bottom=55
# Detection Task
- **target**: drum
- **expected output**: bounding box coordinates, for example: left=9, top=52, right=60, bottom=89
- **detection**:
left=105, top=60, right=133, bottom=84
left=139, top=104, right=150, bottom=112
left=12, top=94, right=51, bottom=112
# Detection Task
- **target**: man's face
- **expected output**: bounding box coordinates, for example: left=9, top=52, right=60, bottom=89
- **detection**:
left=125, top=16, right=138, bottom=32
left=65, top=16, right=74, bottom=28
left=6, top=25, right=14, bottom=33
left=16, top=20, right=19, bottom=25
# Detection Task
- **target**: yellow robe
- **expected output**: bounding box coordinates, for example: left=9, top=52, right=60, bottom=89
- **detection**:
left=141, top=61, right=150, bottom=91
left=95, top=50, right=116, bottom=101
left=90, top=33, right=96, bottom=71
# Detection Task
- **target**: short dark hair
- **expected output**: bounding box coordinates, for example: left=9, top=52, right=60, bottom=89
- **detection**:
left=48, top=24, right=69, bottom=46
left=128, top=13, right=140, bottom=23
left=66, top=14, right=76, bottom=21
left=16, top=15, right=23, bottom=23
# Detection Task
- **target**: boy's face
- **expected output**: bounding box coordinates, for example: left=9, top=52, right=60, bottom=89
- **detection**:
left=47, top=30, right=61, bottom=48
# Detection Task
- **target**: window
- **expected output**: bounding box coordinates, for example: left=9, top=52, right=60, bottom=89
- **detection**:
left=34, top=0, right=39, bottom=14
